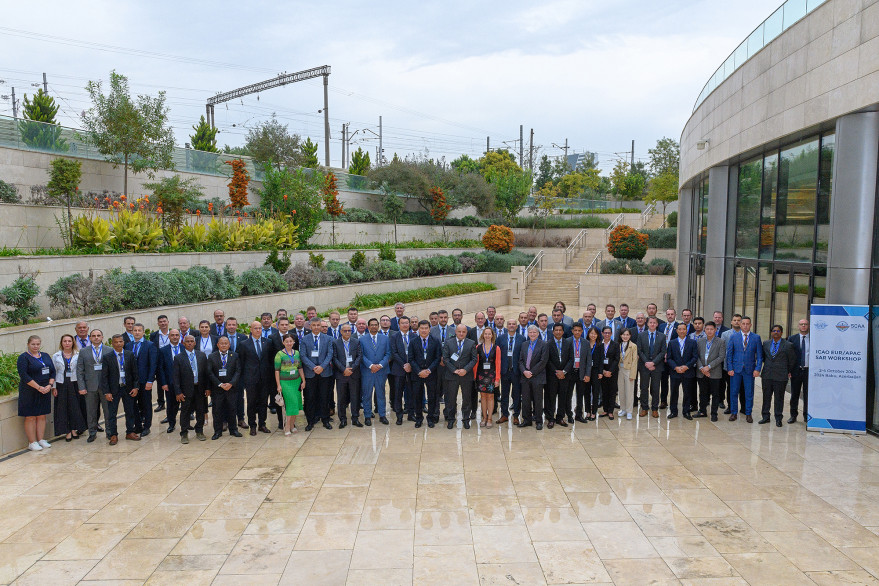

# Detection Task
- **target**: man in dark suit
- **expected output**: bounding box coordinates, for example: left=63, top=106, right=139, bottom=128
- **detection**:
left=173, top=334, right=209, bottom=443
left=725, top=316, right=763, bottom=422
left=149, top=315, right=173, bottom=414
left=123, top=316, right=136, bottom=344
left=409, top=319, right=441, bottom=428
left=659, top=308, right=679, bottom=409
left=157, top=329, right=183, bottom=433
left=101, top=334, right=140, bottom=445
left=301, top=317, right=335, bottom=431
left=787, top=318, right=810, bottom=423
left=260, top=313, right=278, bottom=340
left=549, top=309, right=572, bottom=338
left=126, top=323, right=158, bottom=437
left=239, top=321, right=273, bottom=435
left=211, top=308, right=227, bottom=338
left=696, top=322, right=726, bottom=421
left=760, top=324, right=797, bottom=427
left=442, top=324, right=477, bottom=429
left=680, top=309, right=696, bottom=336
left=220, top=317, right=248, bottom=428
left=207, top=335, right=242, bottom=440
left=546, top=323, right=574, bottom=428
left=333, top=323, right=362, bottom=428
left=389, top=303, right=406, bottom=331
left=177, top=316, right=198, bottom=340
left=518, top=325, right=549, bottom=429
left=596, top=304, right=623, bottom=342
left=666, top=323, right=698, bottom=419
left=360, top=318, right=391, bottom=426
left=615, top=304, right=637, bottom=330
left=390, top=317, right=416, bottom=425
left=497, top=318, right=525, bottom=425
left=570, top=323, right=593, bottom=423
left=638, top=316, right=667, bottom=418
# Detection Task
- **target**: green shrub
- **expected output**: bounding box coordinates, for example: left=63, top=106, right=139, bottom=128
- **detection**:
left=666, top=211, right=678, bottom=227
left=458, top=253, right=479, bottom=273
left=403, top=255, right=462, bottom=277
left=362, top=260, right=413, bottom=282
left=349, top=250, right=367, bottom=271
left=642, top=228, right=677, bottom=249
left=565, top=207, right=640, bottom=214
left=238, top=266, right=289, bottom=296
left=0, top=274, right=40, bottom=324
left=629, top=259, right=649, bottom=274
left=325, top=260, right=364, bottom=285
left=308, top=252, right=325, bottom=269
left=600, top=259, right=630, bottom=274
left=647, top=257, right=675, bottom=275
left=335, top=207, right=385, bottom=223
left=0, top=352, right=19, bottom=395
left=378, top=243, right=397, bottom=262
left=350, top=282, right=495, bottom=310
left=264, top=249, right=292, bottom=274
left=472, top=250, right=535, bottom=272
left=507, top=216, right=609, bottom=229
left=283, top=263, right=339, bottom=290
left=0, top=179, right=21, bottom=203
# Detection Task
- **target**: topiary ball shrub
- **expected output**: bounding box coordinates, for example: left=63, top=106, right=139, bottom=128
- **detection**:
left=607, top=224, right=648, bottom=260
left=482, top=224, right=515, bottom=253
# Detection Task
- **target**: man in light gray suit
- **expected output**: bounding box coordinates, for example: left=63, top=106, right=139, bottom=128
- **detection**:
left=75, top=329, right=114, bottom=442
left=696, top=321, right=726, bottom=422
left=442, top=324, right=477, bottom=429
left=430, top=310, right=455, bottom=344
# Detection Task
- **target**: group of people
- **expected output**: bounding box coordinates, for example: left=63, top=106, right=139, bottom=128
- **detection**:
left=16, top=300, right=811, bottom=451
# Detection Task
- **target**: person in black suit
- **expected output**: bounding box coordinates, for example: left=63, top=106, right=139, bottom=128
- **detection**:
left=211, top=308, right=227, bottom=338
left=101, top=334, right=140, bottom=444
left=666, top=323, right=698, bottom=419
left=518, top=326, right=549, bottom=429
left=333, top=324, right=362, bottom=428
left=597, top=327, right=620, bottom=419
left=584, top=327, right=604, bottom=421
left=659, top=308, right=679, bottom=408
left=787, top=318, right=810, bottom=423
left=172, top=334, right=209, bottom=443
left=122, top=316, right=136, bottom=344
left=177, top=316, right=199, bottom=340
left=570, top=323, right=593, bottom=423
left=638, top=316, right=667, bottom=418
left=389, top=303, right=406, bottom=331
left=390, top=317, right=416, bottom=425
left=220, top=316, right=248, bottom=428
left=149, top=314, right=173, bottom=413
left=126, top=323, right=158, bottom=436
left=545, top=323, right=574, bottom=428
left=442, top=324, right=478, bottom=429
left=239, top=322, right=273, bottom=436
left=207, top=336, right=242, bottom=439
left=760, top=324, right=797, bottom=427
left=497, top=319, right=525, bottom=425
left=157, top=329, right=183, bottom=433
left=409, top=319, right=441, bottom=428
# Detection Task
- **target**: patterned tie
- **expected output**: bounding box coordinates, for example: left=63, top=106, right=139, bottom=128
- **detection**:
left=743, top=334, right=749, bottom=350
left=189, top=352, right=197, bottom=383
left=526, top=342, right=534, bottom=369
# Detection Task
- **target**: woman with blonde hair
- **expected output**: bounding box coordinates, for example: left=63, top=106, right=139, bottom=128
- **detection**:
left=617, top=328, right=639, bottom=420
left=18, top=335, right=56, bottom=451
left=52, top=334, right=86, bottom=441
left=475, top=327, right=501, bottom=428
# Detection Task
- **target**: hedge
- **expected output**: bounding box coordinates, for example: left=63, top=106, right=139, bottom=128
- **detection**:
left=350, top=282, right=496, bottom=311
left=642, top=228, right=677, bottom=248
left=0, top=352, right=18, bottom=396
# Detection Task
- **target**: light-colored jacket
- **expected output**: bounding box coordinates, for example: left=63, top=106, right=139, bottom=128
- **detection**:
left=697, top=336, right=726, bottom=379
left=52, top=350, right=79, bottom=384
left=619, top=340, right=638, bottom=376
left=75, top=344, right=113, bottom=392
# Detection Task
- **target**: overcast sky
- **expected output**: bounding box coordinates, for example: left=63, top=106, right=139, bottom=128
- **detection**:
left=1, top=0, right=775, bottom=171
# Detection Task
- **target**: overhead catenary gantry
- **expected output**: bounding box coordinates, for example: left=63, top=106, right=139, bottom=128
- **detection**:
left=206, top=65, right=331, bottom=166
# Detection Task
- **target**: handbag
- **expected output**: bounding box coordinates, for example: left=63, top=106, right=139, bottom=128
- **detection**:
left=275, top=392, right=284, bottom=407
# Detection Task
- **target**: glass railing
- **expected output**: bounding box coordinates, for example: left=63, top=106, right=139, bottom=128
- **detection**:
left=693, top=0, right=827, bottom=112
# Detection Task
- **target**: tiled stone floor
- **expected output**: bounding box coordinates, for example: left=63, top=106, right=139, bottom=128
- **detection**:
left=1, top=306, right=879, bottom=584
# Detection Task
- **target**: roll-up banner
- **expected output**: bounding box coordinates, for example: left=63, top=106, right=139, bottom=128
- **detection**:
left=808, top=304, right=867, bottom=434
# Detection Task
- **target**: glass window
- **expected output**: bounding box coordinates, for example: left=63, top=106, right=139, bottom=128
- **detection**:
left=700, top=178, right=709, bottom=254
left=759, top=154, right=779, bottom=260
left=813, top=266, right=827, bottom=305
left=773, top=265, right=791, bottom=335
left=792, top=272, right=810, bottom=326
left=734, top=262, right=747, bottom=318
left=755, top=263, right=772, bottom=334
left=776, top=137, right=819, bottom=262
left=764, top=6, right=784, bottom=44
left=816, top=133, right=834, bottom=263
left=736, top=158, right=763, bottom=258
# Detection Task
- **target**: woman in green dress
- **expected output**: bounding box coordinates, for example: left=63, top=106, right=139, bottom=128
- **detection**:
left=274, top=334, right=305, bottom=435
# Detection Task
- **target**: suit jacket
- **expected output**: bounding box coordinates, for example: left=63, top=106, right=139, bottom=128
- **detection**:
left=696, top=336, right=726, bottom=379
left=360, top=333, right=391, bottom=377
left=497, top=332, right=525, bottom=380
left=389, top=316, right=403, bottom=332
left=149, top=329, right=174, bottom=348
left=549, top=320, right=573, bottom=338
left=570, top=337, right=593, bottom=379
left=628, top=325, right=649, bottom=344
left=76, top=344, right=114, bottom=393
left=207, top=351, right=241, bottom=392
left=619, top=341, right=639, bottom=373
left=596, top=340, right=621, bottom=375
left=211, top=322, right=227, bottom=338
left=125, top=338, right=158, bottom=387
left=238, top=336, right=274, bottom=391
left=408, top=334, right=441, bottom=379
left=442, top=337, right=477, bottom=381
left=577, top=320, right=600, bottom=337
left=101, top=349, right=138, bottom=397
left=466, top=326, right=489, bottom=343
left=788, top=333, right=808, bottom=370
left=637, top=330, right=667, bottom=367
left=430, top=324, right=455, bottom=344
left=261, top=327, right=278, bottom=340
left=518, top=338, right=549, bottom=384
left=390, top=330, right=417, bottom=376
left=333, top=337, right=362, bottom=379
left=596, top=319, right=624, bottom=342
left=681, top=323, right=696, bottom=336
left=300, top=333, right=334, bottom=378
left=666, top=336, right=698, bottom=379
left=546, top=337, right=575, bottom=375
left=325, top=326, right=343, bottom=342
left=220, top=331, right=247, bottom=354
left=195, top=334, right=219, bottom=356
left=660, top=321, right=679, bottom=343
left=761, top=339, right=797, bottom=382
left=157, top=343, right=184, bottom=393
left=725, top=331, right=763, bottom=374
left=172, top=349, right=209, bottom=398
left=123, top=332, right=136, bottom=345
left=615, top=316, right=637, bottom=330
left=268, top=330, right=296, bottom=355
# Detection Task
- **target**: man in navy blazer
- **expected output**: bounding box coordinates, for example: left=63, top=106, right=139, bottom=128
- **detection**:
left=360, top=318, right=391, bottom=426
left=333, top=324, right=362, bottom=428
left=238, top=322, right=273, bottom=435
left=126, top=323, right=158, bottom=436
left=725, top=316, right=763, bottom=422
left=300, top=317, right=335, bottom=431
left=408, top=319, right=441, bottom=428
left=615, top=304, right=637, bottom=330
left=219, top=317, right=248, bottom=428
left=389, top=317, right=417, bottom=425
left=665, top=323, right=698, bottom=419
left=497, top=318, right=525, bottom=425
left=659, top=308, right=679, bottom=408
left=389, top=303, right=405, bottom=331
left=157, top=329, right=183, bottom=433
left=518, top=325, right=549, bottom=429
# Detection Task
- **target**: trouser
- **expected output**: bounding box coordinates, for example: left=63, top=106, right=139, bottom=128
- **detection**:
left=520, top=377, right=543, bottom=423
left=631, top=368, right=641, bottom=409
left=720, top=370, right=729, bottom=405
left=246, top=383, right=267, bottom=428
left=393, top=373, right=412, bottom=418
left=164, top=387, right=179, bottom=427
left=585, top=373, right=602, bottom=414
left=77, top=392, right=88, bottom=431
left=411, top=375, right=438, bottom=423
left=53, top=383, right=85, bottom=435
left=105, top=388, right=137, bottom=437
left=698, top=377, right=722, bottom=415
left=500, top=375, right=521, bottom=417
left=601, top=373, right=618, bottom=413
left=724, top=370, right=745, bottom=411
left=387, top=374, right=396, bottom=411
left=761, top=379, right=786, bottom=420
left=617, top=367, right=633, bottom=414
left=362, top=372, right=388, bottom=418
left=236, top=388, right=245, bottom=421
left=470, top=385, right=479, bottom=419
left=729, top=373, right=755, bottom=415
left=180, top=391, right=206, bottom=434
left=335, top=376, right=360, bottom=420
left=544, top=375, right=565, bottom=421
left=639, top=366, right=662, bottom=410
left=790, top=368, right=808, bottom=418
left=133, top=384, right=153, bottom=432
left=85, top=389, right=109, bottom=434
left=305, top=376, right=332, bottom=425
left=443, top=377, right=473, bottom=422
left=669, top=377, right=695, bottom=415
left=268, top=390, right=284, bottom=427
left=211, top=389, right=238, bottom=434
left=559, top=374, right=576, bottom=420
left=156, top=381, right=165, bottom=408
left=660, top=365, right=670, bottom=405
left=573, top=378, right=588, bottom=417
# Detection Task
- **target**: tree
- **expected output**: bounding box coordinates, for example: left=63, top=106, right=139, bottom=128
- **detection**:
left=257, top=164, right=324, bottom=246
left=302, top=137, right=319, bottom=168
left=225, top=159, right=251, bottom=208
left=646, top=170, right=680, bottom=220
left=144, top=175, right=205, bottom=238
left=557, top=169, right=600, bottom=198
left=450, top=154, right=479, bottom=174
left=245, top=114, right=303, bottom=171
left=535, top=155, right=553, bottom=190
left=80, top=70, right=175, bottom=196
left=382, top=191, right=405, bottom=244
left=576, top=151, right=599, bottom=172
left=349, top=147, right=371, bottom=176
left=530, top=181, right=562, bottom=239
left=479, top=149, right=520, bottom=178
left=46, top=157, right=82, bottom=246
left=430, top=186, right=451, bottom=238
left=491, top=169, right=531, bottom=221
left=190, top=115, right=218, bottom=152
left=19, top=89, right=67, bottom=151
left=610, top=159, right=646, bottom=208
left=648, top=137, right=680, bottom=177
left=322, top=172, right=344, bottom=245
left=551, top=157, right=572, bottom=182
left=223, top=144, right=251, bottom=157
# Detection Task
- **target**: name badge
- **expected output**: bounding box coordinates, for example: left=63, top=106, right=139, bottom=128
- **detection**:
left=483, top=362, right=491, bottom=370
left=450, top=353, right=460, bottom=362
left=574, top=360, right=580, bottom=368
left=41, top=367, right=50, bottom=375
left=604, top=358, right=609, bottom=365
left=507, top=349, right=513, bottom=357
left=311, top=350, right=319, bottom=358
left=120, top=374, right=126, bottom=384
left=218, top=369, right=227, bottom=377
left=93, top=364, right=102, bottom=371
left=345, top=353, right=352, bottom=365
left=66, top=371, right=73, bottom=379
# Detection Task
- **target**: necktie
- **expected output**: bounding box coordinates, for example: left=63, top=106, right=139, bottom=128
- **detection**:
left=221, top=352, right=227, bottom=368
left=508, top=338, right=513, bottom=354
left=800, top=337, right=806, bottom=367
left=134, top=342, right=140, bottom=357
left=441, top=328, right=446, bottom=342
left=189, top=352, right=197, bottom=382
left=373, top=335, right=377, bottom=346
left=527, top=342, right=534, bottom=369
left=315, top=337, right=319, bottom=355
left=771, top=341, right=779, bottom=356
left=255, top=339, right=262, bottom=358
left=743, top=334, right=749, bottom=350
left=556, top=340, right=562, bottom=358
left=118, top=352, right=124, bottom=370
left=230, top=336, right=236, bottom=352
left=173, top=345, right=179, bottom=357
left=649, top=333, right=654, bottom=353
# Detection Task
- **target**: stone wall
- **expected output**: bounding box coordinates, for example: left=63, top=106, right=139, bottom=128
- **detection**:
left=578, top=274, right=677, bottom=313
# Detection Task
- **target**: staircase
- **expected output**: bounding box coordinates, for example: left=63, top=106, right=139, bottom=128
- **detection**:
left=524, top=245, right=600, bottom=308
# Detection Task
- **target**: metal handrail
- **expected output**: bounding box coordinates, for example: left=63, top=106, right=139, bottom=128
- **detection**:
left=564, top=229, right=588, bottom=267
left=584, top=250, right=603, bottom=274
left=523, top=250, right=544, bottom=287
left=640, top=203, right=656, bottom=229
left=604, top=213, right=624, bottom=242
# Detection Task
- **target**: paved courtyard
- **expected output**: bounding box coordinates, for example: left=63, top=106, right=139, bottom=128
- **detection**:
left=1, top=306, right=879, bottom=585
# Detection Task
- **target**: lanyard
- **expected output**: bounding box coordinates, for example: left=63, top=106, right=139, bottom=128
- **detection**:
left=201, top=337, right=211, bottom=352
left=172, top=345, right=179, bottom=357
left=221, top=353, right=228, bottom=368
left=403, top=333, right=410, bottom=350
left=159, top=333, right=169, bottom=346
left=117, top=352, right=124, bottom=370
left=457, top=341, right=463, bottom=355
left=573, top=339, right=580, bottom=357
left=508, top=337, right=514, bottom=353
left=706, top=340, right=712, bottom=354
left=422, top=337, right=428, bottom=353
left=284, top=350, right=295, bottom=361
left=64, top=355, right=72, bottom=371
left=528, top=341, right=536, bottom=354
left=344, top=340, right=350, bottom=356
left=92, top=344, right=103, bottom=363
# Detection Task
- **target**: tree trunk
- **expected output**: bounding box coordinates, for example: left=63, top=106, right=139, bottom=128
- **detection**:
left=332, top=218, right=336, bottom=245
left=394, top=220, right=398, bottom=245
left=123, top=155, right=129, bottom=198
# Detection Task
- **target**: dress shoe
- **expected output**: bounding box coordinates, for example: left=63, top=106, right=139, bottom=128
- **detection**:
left=659, top=403, right=668, bottom=410
left=614, top=403, right=620, bottom=409
left=196, top=432, right=207, bottom=441
left=462, top=419, right=470, bottom=430
left=304, top=424, right=314, bottom=432
left=212, top=433, right=222, bottom=440
left=277, top=423, right=284, bottom=431
left=496, top=416, right=509, bottom=425
left=729, top=414, right=737, bottom=421
left=407, top=414, right=417, bottom=422
left=667, top=413, right=678, bottom=420
left=639, top=409, right=648, bottom=417
left=447, top=420, right=454, bottom=429
left=87, top=433, right=97, bottom=443
left=181, top=432, right=189, bottom=444
left=513, top=416, right=520, bottom=425
left=250, top=428, right=257, bottom=436
left=787, top=416, right=797, bottom=424
left=683, top=413, right=693, bottom=420
left=380, top=417, right=389, bottom=425
left=718, top=401, right=726, bottom=409
left=352, top=418, right=363, bottom=428
left=556, top=418, right=568, bottom=427
left=776, top=419, right=782, bottom=427
left=517, top=420, right=532, bottom=428
left=711, top=414, right=718, bottom=422
left=140, top=428, right=151, bottom=437
left=239, top=420, right=249, bottom=429
left=746, top=415, right=753, bottom=423
left=339, top=419, right=347, bottom=429
left=125, top=432, right=141, bottom=441
left=323, top=421, right=332, bottom=430
left=65, top=435, right=73, bottom=442
left=160, top=417, right=169, bottom=424
left=567, top=414, right=574, bottom=424
left=366, top=418, right=372, bottom=427
left=109, top=435, right=118, bottom=445
left=535, top=422, right=543, bottom=430
left=651, top=410, right=659, bottom=418
left=758, top=417, right=771, bottom=424
left=415, top=421, right=422, bottom=428
left=230, top=430, right=243, bottom=437
left=96, top=425, right=104, bottom=432
left=155, top=404, right=165, bottom=412
left=546, top=420, right=554, bottom=429
left=575, top=415, right=588, bottom=423
left=396, top=417, right=403, bottom=426
left=694, top=411, right=707, bottom=418
left=258, top=426, right=271, bottom=434
left=723, top=408, right=732, bottom=415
